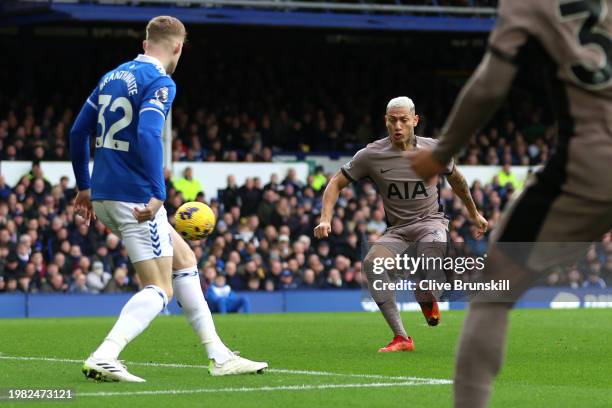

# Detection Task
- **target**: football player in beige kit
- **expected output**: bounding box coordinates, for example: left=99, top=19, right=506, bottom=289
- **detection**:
left=315, top=96, right=487, bottom=352
left=411, top=0, right=612, bottom=406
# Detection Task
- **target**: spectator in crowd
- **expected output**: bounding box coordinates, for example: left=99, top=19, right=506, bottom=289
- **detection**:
left=583, top=272, right=607, bottom=289
left=53, top=252, right=70, bottom=277
left=86, top=261, right=112, bottom=294
left=567, top=268, right=583, bottom=289
left=206, top=274, right=251, bottom=313
left=257, top=189, right=277, bottom=226
left=246, top=276, right=261, bottom=291
left=278, top=269, right=298, bottom=290
left=546, top=270, right=562, bottom=287
left=495, top=162, right=521, bottom=191
left=367, top=209, right=386, bottom=235
left=224, top=261, right=245, bottom=291
left=70, top=273, right=89, bottom=293
left=173, top=167, right=203, bottom=201
left=310, top=166, right=327, bottom=192
left=299, top=268, right=319, bottom=290
left=41, top=272, right=68, bottom=293
left=5, top=278, right=18, bottom=293
left=283, top=168, right=303, bottom=191
left=264, top=174, right=282, bottom=192
left=322, top=268, right=344, bottom=289
left=0, top=175, right=11, bottom=201
left=220, top=175, right=241, bottom=210
left=104, top=267, right=132, bottom=293
left=239, top=178, right=262, bottom=217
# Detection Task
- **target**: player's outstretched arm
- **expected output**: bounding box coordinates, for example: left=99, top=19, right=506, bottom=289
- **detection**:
left=314, top=170, right=350, bottom=239
left=446, top=167, right=488, bottom=238
left=70, top=98, right=98, bottom=189
left=433, top=52, right=517, bottom=166
left=69, top=95, right=98, bottom=225
left=411, top=53, right=518, bottom=182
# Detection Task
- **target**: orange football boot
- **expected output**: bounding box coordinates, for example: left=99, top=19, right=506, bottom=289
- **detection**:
left=419, top=300, right=440, bottom=326
left=378, top=335, right=415, bottom=352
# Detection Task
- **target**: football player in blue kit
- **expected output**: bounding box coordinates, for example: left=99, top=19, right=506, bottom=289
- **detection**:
left=70, top=15, right=267, bottom=382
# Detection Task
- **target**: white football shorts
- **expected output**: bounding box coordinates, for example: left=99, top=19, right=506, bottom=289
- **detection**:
left=92, top=200, right=173, bottom=263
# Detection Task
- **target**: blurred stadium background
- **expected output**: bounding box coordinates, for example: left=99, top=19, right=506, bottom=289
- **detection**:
left=1, top=0, right=611, bottom=318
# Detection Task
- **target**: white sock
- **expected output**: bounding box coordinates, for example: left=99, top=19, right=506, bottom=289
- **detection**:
left=92, top=285, right=168, bottom=359
left=173, top=267, right=234, bottom=364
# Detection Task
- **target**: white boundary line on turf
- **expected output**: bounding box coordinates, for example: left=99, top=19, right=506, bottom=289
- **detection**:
left=0, top=355, right=452, bottom=385
left=77, top=381, right=439, bottom=397
left=268, top=368, right=451, bottom=384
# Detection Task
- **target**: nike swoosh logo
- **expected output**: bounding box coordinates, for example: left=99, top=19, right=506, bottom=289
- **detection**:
left=380, top=169, right=393, bottom=174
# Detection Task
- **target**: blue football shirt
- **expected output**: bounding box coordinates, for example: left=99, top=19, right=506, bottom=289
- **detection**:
left=70, top=54, right=176, bottom=203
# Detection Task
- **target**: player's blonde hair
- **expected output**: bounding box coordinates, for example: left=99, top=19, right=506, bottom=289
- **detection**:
left=386, top=96, right=415, bottom=114
left=146, top=16, right=187, bottom=44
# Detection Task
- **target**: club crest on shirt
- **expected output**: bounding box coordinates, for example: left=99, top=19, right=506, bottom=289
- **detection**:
left=155, top=87, right=169, bottom=103
left=430, top=229, right=445, bottom=242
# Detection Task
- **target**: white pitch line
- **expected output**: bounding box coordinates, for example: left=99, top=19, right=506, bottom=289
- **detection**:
left=268, top=368, right=451, bottom=384
left=0, top=355, right=452, bottom=385
left=77, top=381, right=438, bottom=397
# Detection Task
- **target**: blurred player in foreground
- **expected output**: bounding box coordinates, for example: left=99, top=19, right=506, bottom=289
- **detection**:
left=410, top=0, right=612, bottom=406
left=314, top=97, right=487, bottom=352
left=70, top=16, right=266, bottom=382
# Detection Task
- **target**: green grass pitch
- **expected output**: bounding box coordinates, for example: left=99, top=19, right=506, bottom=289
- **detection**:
left=1, top=309, right=611, bottom=407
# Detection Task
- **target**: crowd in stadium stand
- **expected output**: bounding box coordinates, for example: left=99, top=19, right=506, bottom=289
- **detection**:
left=0, top=23, right=600, bottom=296
left=1, top=22, right=554, bottom=166
left=0, top=100, right=556, bottom=168
left=0, top=161, right=609, bottom=296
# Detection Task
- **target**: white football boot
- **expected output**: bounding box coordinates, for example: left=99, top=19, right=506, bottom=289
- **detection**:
left=208, top=354, right=268, bottom=376
left=82, top=356, right=146, bottom=383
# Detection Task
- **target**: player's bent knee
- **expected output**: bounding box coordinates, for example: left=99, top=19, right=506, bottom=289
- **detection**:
left=170, top=228, right=197, bottom=270
left=173, top=249, right=196, bottom=271
left=142, top=284, right=172, bottom=308
left=133, top=256, right=173, bottom=298
left=363, top=246, right=395, bottom=280
left=141, top=280, right=173, bottom=301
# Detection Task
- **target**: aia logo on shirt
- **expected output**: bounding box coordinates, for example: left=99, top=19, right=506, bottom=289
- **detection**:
left=387, top=181, right=428, bottom=200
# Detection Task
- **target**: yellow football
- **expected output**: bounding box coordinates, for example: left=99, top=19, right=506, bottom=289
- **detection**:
left=175, top=201, right=216, bottom=241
